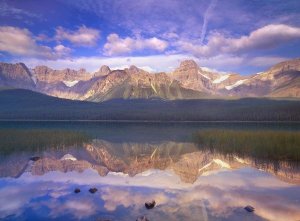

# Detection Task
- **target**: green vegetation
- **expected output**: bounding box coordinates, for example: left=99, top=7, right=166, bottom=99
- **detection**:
left=0, top=86, right=14, bottom=91
left=0, top=129, right=90, bottom=155
left=194, top=129, right=300, bottom=162
left=1, top=89, right=300, bottom=121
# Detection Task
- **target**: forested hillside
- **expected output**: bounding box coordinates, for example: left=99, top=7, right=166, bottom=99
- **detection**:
left=0, top=89, right=300, bottom=121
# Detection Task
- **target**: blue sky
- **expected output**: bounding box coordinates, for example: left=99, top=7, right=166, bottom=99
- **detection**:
left=0, top=0, right=300, bottom=74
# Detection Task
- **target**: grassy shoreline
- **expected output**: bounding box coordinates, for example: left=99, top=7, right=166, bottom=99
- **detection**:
left=0, top=129, right=90, bottom=155
left=194, top=129, right=300, bottom=162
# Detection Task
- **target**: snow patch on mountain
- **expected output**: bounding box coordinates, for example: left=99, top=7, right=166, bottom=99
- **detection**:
left=225, top=79, right=248, bottom=90
left=63, top=80, right=79, bottom=87
left=212, top=75, right=230, bottom=84
left=198, top=70, right=211, bottom=80
left=201, top=67, right=227, bottom=74
left=29, top=69, right=37, bottom=84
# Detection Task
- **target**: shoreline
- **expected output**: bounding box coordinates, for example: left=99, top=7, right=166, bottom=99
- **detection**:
left=1, top=119, right=300, bottom=123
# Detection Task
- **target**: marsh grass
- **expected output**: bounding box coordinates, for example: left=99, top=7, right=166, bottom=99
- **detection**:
left=194, top=130, right=300, bottom=162
left=0, top=129, right=90, bottom=155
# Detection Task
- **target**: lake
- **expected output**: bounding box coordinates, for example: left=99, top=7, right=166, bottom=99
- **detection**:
left=0, top=121, right=300, bottom=221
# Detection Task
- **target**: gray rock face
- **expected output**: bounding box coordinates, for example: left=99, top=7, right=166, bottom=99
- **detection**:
left=171, top=60, right=212, bottom=92
left=0, top=62, right=35, bottom=89
left=33, top=65, right=91, bottom=83
left=94, top=65, right=111, bottom=77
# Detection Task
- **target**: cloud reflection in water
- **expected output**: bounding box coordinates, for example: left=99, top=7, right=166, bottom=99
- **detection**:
left=0, top=167, right=299, bottom=221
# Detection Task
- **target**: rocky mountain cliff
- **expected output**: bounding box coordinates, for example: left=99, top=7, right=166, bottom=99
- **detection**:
left=1, top=58, right=299, bottom=101
left=0, top=62, right=36, bottom=90
left=84, top=66, right=207, bottom=102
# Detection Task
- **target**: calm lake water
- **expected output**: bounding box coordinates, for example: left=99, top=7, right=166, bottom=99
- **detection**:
left=0, top=121, right=300, bottom=221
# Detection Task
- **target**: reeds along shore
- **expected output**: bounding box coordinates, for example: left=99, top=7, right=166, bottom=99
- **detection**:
left=194, top=130, right=300, bottom=162
left=0, top=129, right=90, bottom=155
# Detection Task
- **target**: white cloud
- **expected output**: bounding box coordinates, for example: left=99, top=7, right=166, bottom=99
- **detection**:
left=111, top=65, right=156, bottom=73
left=196, top=55, right=245, bottom=69
left=161, top=32, right=179, bottom=40
left=200, top=0, right=218, bottom=44
left=18, top=53, right=289, bottom=75
left=0, top=26, right=54, bottom=59
left=18, top=54, right=192, bottom=73
left=104, top=33, right=168, bottom=55
left=201, top=66, right=227, bottom=74
left=54, top=44, right=72, bottom=57
left=55, top=26, right=100, bottom=47
left=247, top=56, right=288, bottom=67
left=0, top=1, right=41, bottom=19
left=177, top=24, right=300, bottom=57
left=224, top=24, right=300, bottom=52
left=0, top=26, right=73, bottom=59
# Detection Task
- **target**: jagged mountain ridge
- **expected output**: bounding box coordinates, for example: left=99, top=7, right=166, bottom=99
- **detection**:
left=0, top=58, right=300, bottom=101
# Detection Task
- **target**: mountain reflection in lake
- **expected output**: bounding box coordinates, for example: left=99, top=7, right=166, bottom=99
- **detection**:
left=0, top=122, right=300, bottom=221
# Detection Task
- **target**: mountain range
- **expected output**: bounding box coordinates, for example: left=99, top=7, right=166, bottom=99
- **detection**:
left=1, top=58, right=300, bottom=101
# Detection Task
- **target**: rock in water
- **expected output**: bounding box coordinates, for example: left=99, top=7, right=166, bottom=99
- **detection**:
left=244, top=205, right=255, bottom=212
left=136, top=216, right=149, bottom=221
left=60, top=154, right=77, bottom=161
left=74, top=188, right=81, bottom=193
left=89, top=188, right=98, bottom=194
left=145, top=200, right=156, bottom=209
left=30, top=156, right=41, bottom=161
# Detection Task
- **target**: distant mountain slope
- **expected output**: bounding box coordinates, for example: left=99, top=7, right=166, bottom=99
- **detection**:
left=225, top=58, right=300, bottom=97
left=1, top=89, right=300, bottom=121
left=0, top=58, right=299, bottom=101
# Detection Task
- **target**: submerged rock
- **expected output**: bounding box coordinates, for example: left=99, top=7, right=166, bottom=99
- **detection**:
left=145, top=200, right=156, bottom=209
left=60, top=154, right=77, bottom=161
left=30, top=156, right=41, bottom=161
left=136, top=216, right=149, bottom=221
left=74, top=188, right=81, bottom=193
left=89, top=188, right=98, bottom=193
left=244, top=205, right=255, bottom=212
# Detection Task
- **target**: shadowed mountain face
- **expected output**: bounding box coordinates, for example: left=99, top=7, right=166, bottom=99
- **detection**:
left=1, top=58, right=300, bottom=101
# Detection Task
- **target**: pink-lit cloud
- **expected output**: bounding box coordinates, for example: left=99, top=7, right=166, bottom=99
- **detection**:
left=55, top=26, right=100, bottom=47
left=0, top=26, right=72, bottom=59
left=104, top=33, right=168, bottom=56
left=177, top=24, right=300, bottom=57
left=0, top=26, right=72, bottom=60
left=0, top=26, right=53, bottom=58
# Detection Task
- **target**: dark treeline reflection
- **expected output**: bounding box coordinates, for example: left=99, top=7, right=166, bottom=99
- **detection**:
left=1, top=121, right=300, bottom=143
